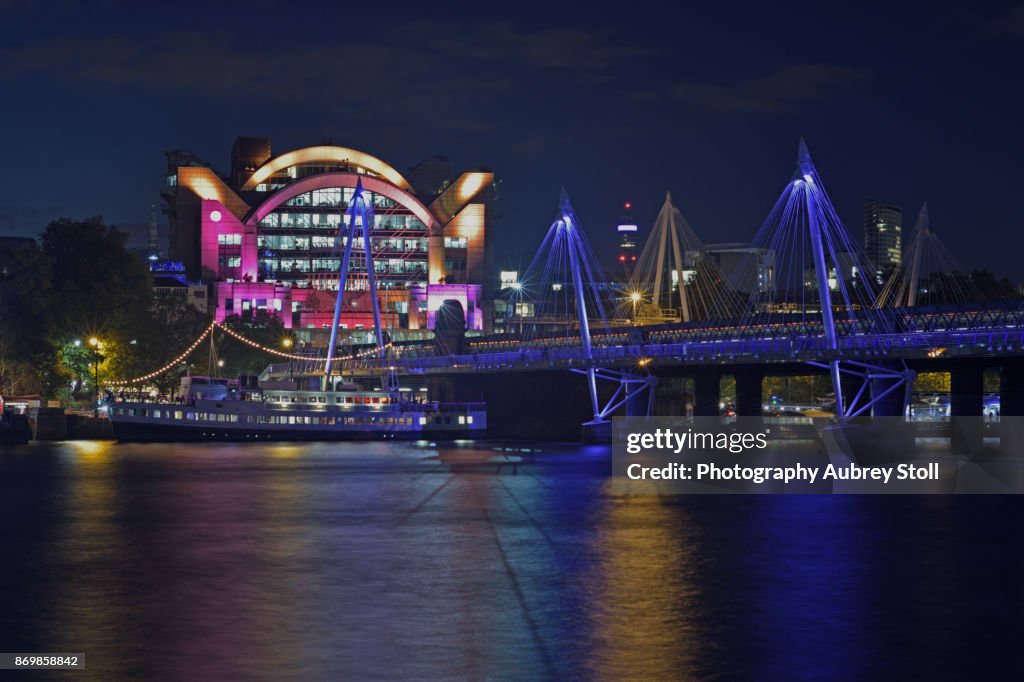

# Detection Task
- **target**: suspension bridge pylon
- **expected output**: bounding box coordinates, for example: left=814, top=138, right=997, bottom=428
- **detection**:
left=520, top=189, right=656, bottom=426
left=627, top=192, right=740, bottom=324
left=875, top=202, right=982, bottom=308
left=323, top=178, right=391, bottom=391
left=740, top=139, right=916, bottom=418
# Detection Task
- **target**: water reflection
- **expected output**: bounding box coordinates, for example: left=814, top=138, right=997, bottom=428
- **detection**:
left=0, top=441, right=1020, bottom=679
left=584, top=493, right=704, bottom=680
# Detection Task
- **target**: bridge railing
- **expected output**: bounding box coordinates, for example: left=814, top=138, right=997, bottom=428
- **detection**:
left=337, top=323, right=1024, bottom=375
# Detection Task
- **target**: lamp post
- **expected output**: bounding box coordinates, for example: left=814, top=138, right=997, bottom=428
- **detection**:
left=282, top=337, right=294, bottom=384
left=629, top=291, right=642, bottom=324
left=88, top=337, right=103, bottom=417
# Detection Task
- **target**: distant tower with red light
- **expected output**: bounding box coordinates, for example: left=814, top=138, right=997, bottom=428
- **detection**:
left=617, top=201, right=639, bottom=275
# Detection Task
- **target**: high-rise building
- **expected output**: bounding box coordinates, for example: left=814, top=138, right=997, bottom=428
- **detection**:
left=616, top=201, right=638, bottom=273
left=863, top=201, right=902, bottom=283
left=163, top=137, right=496, bottom=341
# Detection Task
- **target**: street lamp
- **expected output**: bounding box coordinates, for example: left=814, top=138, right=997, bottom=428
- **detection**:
left=88, top=337, right=103, bottom=417
left=282, top=338, right=293, bottom=349
left=629, top=291, right=643, bottom=324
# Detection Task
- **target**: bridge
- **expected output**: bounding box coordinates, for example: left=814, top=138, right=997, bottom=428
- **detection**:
left=303, top=140, right=1024, bottom=437
left=123, top=141, right=1024, bottom=443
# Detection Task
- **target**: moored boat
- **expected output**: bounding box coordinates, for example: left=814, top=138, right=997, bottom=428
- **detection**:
left=109, top=375, right=485, bottom=442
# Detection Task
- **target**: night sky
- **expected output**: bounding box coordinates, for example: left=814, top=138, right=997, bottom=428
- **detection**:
left=2, top=1, right=1022, bottom=278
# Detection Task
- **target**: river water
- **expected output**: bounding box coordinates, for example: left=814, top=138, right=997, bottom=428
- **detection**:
left=0, top=440, right=1021, bottom=680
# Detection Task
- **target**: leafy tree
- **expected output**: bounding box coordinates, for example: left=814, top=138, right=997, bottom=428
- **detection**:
left=217, top=310, right=289, bottom=376
left=914, top=372, right=950, bottom=393
left=0, top=241, right=53, bottom=395
left=129, top=293, right=213, bottom=394
left=970, top=269, right=1021, bottom=301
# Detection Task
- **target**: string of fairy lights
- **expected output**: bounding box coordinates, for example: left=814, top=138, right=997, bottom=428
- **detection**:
left=104, top=321, right=394, bottom=388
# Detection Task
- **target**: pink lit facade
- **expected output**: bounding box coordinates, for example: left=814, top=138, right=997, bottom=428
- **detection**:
left=164, top=139, right=495, bottom=339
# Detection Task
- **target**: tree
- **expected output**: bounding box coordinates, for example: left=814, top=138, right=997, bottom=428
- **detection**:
left=218, top=310, right=288, bottom=376
left=130, top=293, right=213, bottom=394
left=0, top=241, right=53, bottom=395
left=970, top=269, right=1021, bottom=301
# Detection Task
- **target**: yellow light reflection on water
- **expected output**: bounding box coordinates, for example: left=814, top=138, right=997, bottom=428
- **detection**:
left=584, top=487, right=704, bottom=681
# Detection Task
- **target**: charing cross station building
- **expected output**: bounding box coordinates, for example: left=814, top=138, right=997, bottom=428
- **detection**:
left=161, top=137, right=496, bottom=343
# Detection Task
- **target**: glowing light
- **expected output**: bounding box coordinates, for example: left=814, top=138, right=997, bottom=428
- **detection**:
left=88, top=337, right=99, bottom=347
left=73, top=339, right=81, bottom=347
left=106, top=320, right=395, bottom=388
left=282, top=338, right=293, bottom=349
left=510, top=282, right=523, bottom=291
left=456, top=172, right=488, bottom=202
left=629, top=291, right=642, bottom=303
left=803, top=174, right=814, bottom=184
left=241, top=145, right=412, bottom=191
left=210, top=210, right=223, bottom=222
left=625, top=202, right=632, bottom=210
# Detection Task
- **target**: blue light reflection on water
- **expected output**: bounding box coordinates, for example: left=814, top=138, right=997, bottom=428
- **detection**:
left=0, top=440, right=1021, bottom=680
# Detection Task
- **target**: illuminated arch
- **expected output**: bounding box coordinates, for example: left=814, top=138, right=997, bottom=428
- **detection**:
left=247, top=172, right=437, bottom=229
left=241, top=145, right=412, bottom=191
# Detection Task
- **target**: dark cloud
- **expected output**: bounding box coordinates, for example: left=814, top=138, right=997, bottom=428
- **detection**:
left=670, top=64, right=867, bottom=114
left=0, top=22, right=654, bottom=135
left=988, top=2, right=1024, bottom=36
left=948, top=3, right=1024, bottom=39
left=413, top=21, right=658, bottom=74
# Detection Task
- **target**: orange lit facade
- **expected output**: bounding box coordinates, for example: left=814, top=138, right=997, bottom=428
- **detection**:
left=163, top=138, right=495, bottom=339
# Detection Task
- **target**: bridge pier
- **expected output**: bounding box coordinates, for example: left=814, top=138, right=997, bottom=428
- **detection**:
left=625, top=383, right=651, bottom=416
left=950, top=363, right=985, bottom=454
left=692, top=368, right=720, bottom=417
left=1000, top=363, right=1024, bottom=454
left=870, top=361, right=906, bottom=417
left=734, top=368, right=764, bottom=417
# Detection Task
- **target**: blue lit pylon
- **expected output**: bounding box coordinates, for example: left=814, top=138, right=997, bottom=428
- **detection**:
left=553, top=189, right=655, bottom=424
left=795, top=140, right=845, bottom=416
left=323, top=179, right=386, bottom=391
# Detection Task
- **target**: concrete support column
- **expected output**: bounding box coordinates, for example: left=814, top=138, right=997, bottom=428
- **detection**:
left=624, top=381, right=651, bottom=417
left=1000, top=363, right=1024, bottom=455
left=870, top=361, right=906, bottom=417
left=950, top=364, right=984, bottom=454
left=692, top=368, right=720, bottom=417
left=734, top=368, right=764, bottom=417
left=1000, top=364, right=1024, bottom=416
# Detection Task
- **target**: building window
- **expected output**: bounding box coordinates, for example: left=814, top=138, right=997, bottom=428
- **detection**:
left=444, top=236, right=468, bottom=249
left=218, top=233, right=242, bottom=246
left=219, top=256, right=241, bottom=268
